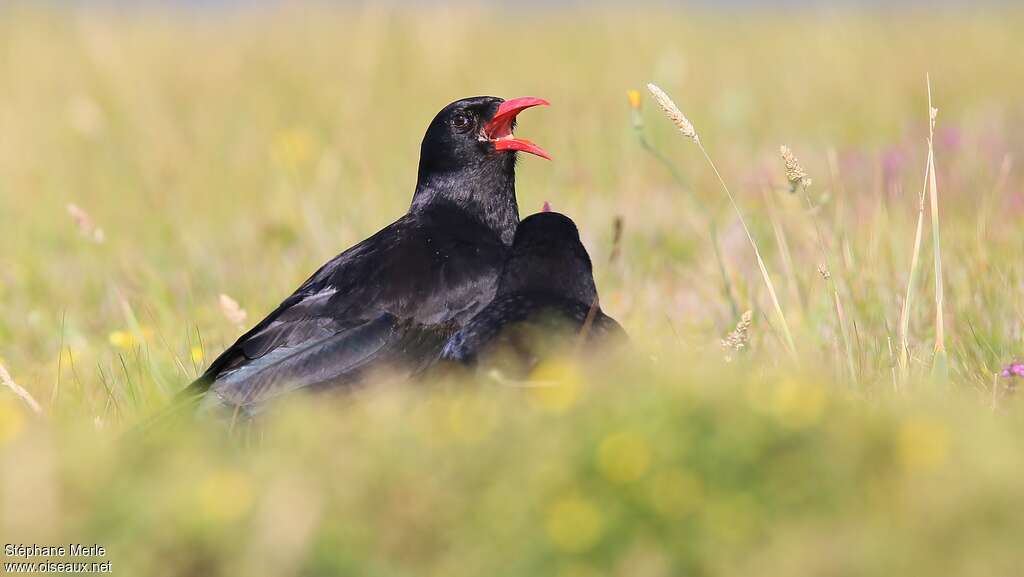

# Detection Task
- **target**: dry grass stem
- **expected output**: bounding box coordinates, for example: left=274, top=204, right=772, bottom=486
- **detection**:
left=66, top=203, right=105, bottom=243
left=575, top=297, right=601, bottom=353
left=629, top=87, right=738, bottom=317
left=898, top=151, right=930, bottom=382
left=927, top=76, right=945, bottom=354
left=646, top=82, right=797, bottom=360
left=762, top=188, right=804, bottom=313
left=0, top=362, right=43, bottom=415
left=700, top=146, right=797, bottom=360
left=783, top=145, right=857, bottom=382
left=926, top=74, right=949, bottom=383
left=609, top=216, right=624, bottom=264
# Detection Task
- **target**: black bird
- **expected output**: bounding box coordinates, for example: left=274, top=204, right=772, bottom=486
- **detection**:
left=185, top=96, right=551, bottom=414
left=439, top=210, right=625, bottom=376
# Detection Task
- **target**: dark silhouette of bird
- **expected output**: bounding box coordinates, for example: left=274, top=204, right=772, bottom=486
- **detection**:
left=184, top=96, right=550, bottom=414
left=439, top=210, right=625, bottom=376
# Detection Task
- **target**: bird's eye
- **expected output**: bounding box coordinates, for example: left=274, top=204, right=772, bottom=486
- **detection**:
left=450, top=113, right=472, bottom=131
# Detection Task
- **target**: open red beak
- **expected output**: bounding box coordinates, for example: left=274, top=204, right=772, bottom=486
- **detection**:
left=483, top=96, right=551, bottom=160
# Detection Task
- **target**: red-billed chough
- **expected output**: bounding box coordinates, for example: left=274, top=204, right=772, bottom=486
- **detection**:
left=439, top=211, right=625, bottom=376
left=185, top=96, right=550, bottom=414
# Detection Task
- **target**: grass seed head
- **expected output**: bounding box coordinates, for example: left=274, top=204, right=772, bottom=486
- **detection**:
left=646, top=83, right=698, bottom=142
left=780, top=145, right=812, bottom=192
left=721, top=310, right=753, bottom=362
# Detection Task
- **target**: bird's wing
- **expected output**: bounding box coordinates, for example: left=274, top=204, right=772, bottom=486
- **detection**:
left=187, top=207, right=505, bottom=407
left=208, top=314, right=453, bottom=410
left=188, top=230, right=389, bottom=397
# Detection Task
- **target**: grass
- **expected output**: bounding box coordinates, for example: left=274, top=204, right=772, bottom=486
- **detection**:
left=2, top=4, right=1024, bottom=575
left=926, top=75, right=950, bottom=385
left=648, top=81, right=799, bottom=362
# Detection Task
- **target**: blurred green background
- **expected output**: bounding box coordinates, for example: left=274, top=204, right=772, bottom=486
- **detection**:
left=2, top=3, right=1024, bottom=576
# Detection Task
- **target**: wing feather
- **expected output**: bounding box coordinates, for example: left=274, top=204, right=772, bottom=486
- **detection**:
left=186, top=204, right=506, bottom=409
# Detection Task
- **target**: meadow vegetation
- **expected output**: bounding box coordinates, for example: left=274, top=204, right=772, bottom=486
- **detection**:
left=2, top=4, right=1024, bottom=575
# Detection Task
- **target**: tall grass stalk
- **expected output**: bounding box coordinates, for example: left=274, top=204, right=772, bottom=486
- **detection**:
left=898, top=155, right=930, bottom=384
left=927, top=75, right=949, bottom=384
left=628, top=90, right=740, bottom=319
left=762, top=187, right=804, bottom=314
left=1, top=362, right=43, bottom=415
left=700, top=144, right=798, bottom=362
left=783, top=145, right=857, bottom=382
left=646, top=83, right=798, bottom=362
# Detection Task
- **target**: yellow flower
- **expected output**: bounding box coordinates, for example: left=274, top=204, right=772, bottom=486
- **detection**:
left=108, top=330, right=135, bottom=350
left=0, top=399, right=26, bottom=445
left=597, top=430, right=651, bottom=483
left=190, top=346, right=205, bottom=364
left=627, top=89, right=641, bottom=110
left=527, top=359, right=583, bottom=413
left=196, top=469, right=255, bottom=523
left=108, top=328, right=153, bottom=351
left=545, top=496, right=604, bottom=553
left=898, top=418, right=949, bottom=472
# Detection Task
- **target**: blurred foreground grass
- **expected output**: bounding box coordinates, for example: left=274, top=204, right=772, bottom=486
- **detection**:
left=2, top=4, right=1024, bottom=575
left=7, top=362, right=1024, bottom=576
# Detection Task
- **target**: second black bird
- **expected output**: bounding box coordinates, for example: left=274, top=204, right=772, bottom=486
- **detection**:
left=440, top=211, right=625, bottom=376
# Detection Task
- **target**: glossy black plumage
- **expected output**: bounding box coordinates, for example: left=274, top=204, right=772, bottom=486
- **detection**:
left=186, top=96, right=531, bottom=413
left=440, top=212, right=625, bottom=375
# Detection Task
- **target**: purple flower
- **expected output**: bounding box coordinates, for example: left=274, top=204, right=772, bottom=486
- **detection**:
left=938, top=126, right=962, bottom=153
left=1001, top=362, right=1024, bottom=378
left=880, top=146, right=907, bottom=190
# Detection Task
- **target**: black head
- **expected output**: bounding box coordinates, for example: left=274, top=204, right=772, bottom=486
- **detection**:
left=412, top=96, right=550, bottom=245
left=419, top=96, right=499, bottom=175
left=497, top=211, right=598, bottom=304
left=417, top=96, right=550, bottom=177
